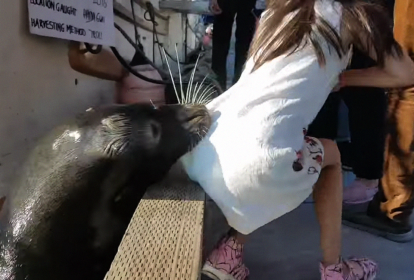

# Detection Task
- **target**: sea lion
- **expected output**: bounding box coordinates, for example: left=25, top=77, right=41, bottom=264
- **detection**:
left=0, top=102, right=211, bottom=280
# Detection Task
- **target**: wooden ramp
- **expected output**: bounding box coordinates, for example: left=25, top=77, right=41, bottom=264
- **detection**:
left=104, top=163, right=205, bottom=280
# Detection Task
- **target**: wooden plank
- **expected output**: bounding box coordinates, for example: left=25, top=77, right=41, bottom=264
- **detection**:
left=114, top=2, right=169, bottom=36
left=159, top=0, right=212, bottom=15
left=104, top=163, right=205, bottom=280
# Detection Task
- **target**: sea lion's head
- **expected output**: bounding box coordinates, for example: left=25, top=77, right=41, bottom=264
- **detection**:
left=96, top=103, right=211, bottom=165
left=130, top=103, right=211, bottom=159
left=152, top=104, right=211, bottom=157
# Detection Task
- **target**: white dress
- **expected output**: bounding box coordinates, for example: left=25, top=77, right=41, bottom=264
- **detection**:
left=181, top=0, right=352, bottom=235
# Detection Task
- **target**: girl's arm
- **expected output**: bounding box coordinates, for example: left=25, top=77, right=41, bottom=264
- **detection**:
left=340, top=48, right=414, bottom=88
left=338, top=3, right=414, bottom=90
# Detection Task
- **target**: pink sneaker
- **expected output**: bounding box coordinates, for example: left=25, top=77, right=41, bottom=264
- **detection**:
left=320, top=257, right=378, bottom=280
left=201, top=235, right=249, bottom=280
left=343, top=179, right=378, bottom=205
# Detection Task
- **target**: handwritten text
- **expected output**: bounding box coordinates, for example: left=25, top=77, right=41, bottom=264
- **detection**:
left=29, top=0, right=77, bottom=16
left=93, top=0, right=107, bottom=8
left=83, top=9, right=105, bottom=23
left=31, top=18, right=65, bottom=32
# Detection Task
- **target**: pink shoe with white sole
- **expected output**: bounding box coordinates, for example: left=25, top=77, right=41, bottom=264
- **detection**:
left=201, top=235, right=249, bottom=280
left=320, top=257, right=378, bottom=280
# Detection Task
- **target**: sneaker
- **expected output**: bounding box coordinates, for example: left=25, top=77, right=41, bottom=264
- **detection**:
left=201, top=235, right=249, bottom=280
left=342, top=210, right=413, bottom=243
left=343, top=179, right=378, bottom=205
left=320, top=257, right=378, bottom=280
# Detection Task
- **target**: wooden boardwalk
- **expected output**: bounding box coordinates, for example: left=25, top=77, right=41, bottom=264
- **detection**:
left=105, top=164, right=205, bottom=280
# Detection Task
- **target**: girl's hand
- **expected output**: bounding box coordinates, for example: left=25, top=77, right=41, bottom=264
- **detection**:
left=210, top=0, right=222, bottom=14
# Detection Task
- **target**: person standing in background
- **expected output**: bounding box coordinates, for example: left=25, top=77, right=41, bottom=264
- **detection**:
left=343, top=0, right=414, bottom=243
left=253, top=0, right=266, bottom=17
left=307, top=0, right=398, bottom=212
left=307, top=47, right=387, bottom=208
left=210, top=0, right=257, bottom=90
left=253, top=0, right=266, bottom=30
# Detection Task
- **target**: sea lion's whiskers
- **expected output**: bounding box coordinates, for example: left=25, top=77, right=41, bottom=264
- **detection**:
left=161, top=48, right=181, bottom=104
left=191, top=74, right=210, bottom=104
left=162, top=45, right=217, bottom=105
left=191, top=82, right=206, bottom=104
left=188, top=138, right=195, bottom=152
left=174, top=44, right=185, bottom=104
left=196, top=88, right=214, bottom=104
left=195, top=130, right=202, bottom=141
left=199, top=84, right=215, bottom=98
left=149, top=99, right=157, bottom=109
left=192, top=82, right=206, bottom=104
left=186, top=54, right=202, bottom=104
left=196, top=84, right=216, bottom=104
left=198, top=93, right=214, bottom=104
left=191, top=82, right=200, bottom=104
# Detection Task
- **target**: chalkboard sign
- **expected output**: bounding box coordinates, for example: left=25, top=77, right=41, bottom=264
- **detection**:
left=28, top=0, right=115, bottom=46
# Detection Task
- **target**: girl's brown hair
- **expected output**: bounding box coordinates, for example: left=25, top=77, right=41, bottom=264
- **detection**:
left=249, top=0, right=403, bottom=71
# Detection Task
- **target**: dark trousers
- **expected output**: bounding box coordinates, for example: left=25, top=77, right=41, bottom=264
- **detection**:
left=307, top=49, right=387, bottom=180
left=212, top=0, right=257, bottom=90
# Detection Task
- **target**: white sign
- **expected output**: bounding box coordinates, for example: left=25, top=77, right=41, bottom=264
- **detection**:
left=28, top=0, right=115, bottom=46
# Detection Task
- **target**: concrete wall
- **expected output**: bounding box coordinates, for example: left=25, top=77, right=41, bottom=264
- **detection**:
left=0, top=0, right=200, bottom=198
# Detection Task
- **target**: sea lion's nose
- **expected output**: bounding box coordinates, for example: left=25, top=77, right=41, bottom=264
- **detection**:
left=181, top=104, right=209, bottom=121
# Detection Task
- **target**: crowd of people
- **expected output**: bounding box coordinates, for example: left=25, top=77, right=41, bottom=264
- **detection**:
left=193, top=0, right=414, bottom=279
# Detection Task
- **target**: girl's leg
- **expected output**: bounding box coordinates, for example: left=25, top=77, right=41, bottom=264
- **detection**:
left=317, top=139, right=378, bottom=279
left=314, top=139, right=343, bottom=266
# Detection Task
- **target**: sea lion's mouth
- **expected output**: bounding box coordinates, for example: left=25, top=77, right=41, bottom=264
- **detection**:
left=186, top=110, right=210, bottom=124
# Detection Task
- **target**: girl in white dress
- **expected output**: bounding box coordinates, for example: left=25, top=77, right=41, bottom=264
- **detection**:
left=181, top=0, right=414, bottom=279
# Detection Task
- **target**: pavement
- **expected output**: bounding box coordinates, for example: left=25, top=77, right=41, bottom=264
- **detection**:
left=245, top=203, right=414, bottom=280
left=204, top=176, right=414, bottom=280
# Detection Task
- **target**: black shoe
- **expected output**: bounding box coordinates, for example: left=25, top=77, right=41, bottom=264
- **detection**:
left=342, top=210, right=413, bottom=243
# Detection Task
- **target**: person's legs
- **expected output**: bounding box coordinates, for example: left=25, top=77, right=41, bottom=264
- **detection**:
left=232, top=0, right=256, bottom=85
left=340, top=50, right=387, bottom=205
left=342, top=0, right=414, bottom=242
left=378, top=89, right=414, bottom=224
left=307, top=92, right=341, bottom=140
left=343, top=88, right=414, bottom=242
left=212, top=0, right=236, bottom=90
